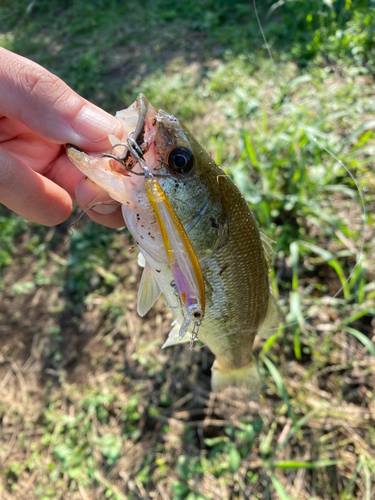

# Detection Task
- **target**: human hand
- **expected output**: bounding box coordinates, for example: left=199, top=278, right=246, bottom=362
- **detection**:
left=0, top=47, right=125, bottom=228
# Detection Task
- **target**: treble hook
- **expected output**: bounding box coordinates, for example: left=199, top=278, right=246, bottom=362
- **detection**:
left=100, top=132, right=168, bottom=178
left=126, top=132, right=152, bottom=179
left=109, top=142, right=128, bottom=159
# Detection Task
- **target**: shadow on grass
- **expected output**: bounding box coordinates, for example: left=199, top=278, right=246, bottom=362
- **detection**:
left=1, top=0, right=370, bottom=113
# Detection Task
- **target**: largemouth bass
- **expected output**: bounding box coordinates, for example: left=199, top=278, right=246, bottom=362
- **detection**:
left=67, top=94, right=279, bottom=392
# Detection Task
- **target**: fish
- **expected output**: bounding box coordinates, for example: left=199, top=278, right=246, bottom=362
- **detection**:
left=66, top=93, right=280, bottom=393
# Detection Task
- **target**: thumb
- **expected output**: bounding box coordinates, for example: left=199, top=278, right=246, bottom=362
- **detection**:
left=0, top=48, right=123, bottom=151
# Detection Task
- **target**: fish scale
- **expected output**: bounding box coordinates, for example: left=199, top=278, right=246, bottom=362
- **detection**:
left=196, top=173, right=270, bottom=371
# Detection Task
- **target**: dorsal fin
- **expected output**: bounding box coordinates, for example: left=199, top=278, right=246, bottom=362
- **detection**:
left=258, top=291, right=281, bottom=338
left=260, top=231, right=275, bottom=269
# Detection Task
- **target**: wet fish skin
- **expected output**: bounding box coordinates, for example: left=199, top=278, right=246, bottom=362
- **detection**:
left=67, top=95, right=278, bottom=392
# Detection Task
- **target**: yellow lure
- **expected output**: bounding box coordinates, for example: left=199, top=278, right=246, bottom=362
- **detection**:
left=145, top=177, right=205, bottom=340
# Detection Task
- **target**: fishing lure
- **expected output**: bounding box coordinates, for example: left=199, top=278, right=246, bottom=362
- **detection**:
left=126, top=135, right=205, bottom=341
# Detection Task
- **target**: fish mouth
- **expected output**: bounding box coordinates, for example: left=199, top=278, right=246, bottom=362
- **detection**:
left=85, top=93, right=151, bottom=177
left=108, top=93, right=158, bottom=174
left=108, top=93, right=148, bottom=162
left=66, top=94, right=160, bottom=180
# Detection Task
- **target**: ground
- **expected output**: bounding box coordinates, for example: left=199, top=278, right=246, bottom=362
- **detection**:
left=1, top=1, right=375, bottom=499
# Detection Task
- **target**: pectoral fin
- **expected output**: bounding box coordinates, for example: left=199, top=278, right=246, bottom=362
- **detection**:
left=137, top=262, right=161, bottom=317
left=137, top=252, right=146, bottom=268
left=162, top=320, right=191, bottom=348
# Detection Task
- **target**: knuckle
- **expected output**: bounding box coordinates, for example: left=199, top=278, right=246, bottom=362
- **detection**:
left=22, top=66, right=58, bottom=96
left=21, top=65, right=73, bottom=108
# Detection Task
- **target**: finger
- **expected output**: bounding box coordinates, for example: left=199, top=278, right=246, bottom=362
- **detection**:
left=0, top=132, right=59, bottom=172
left=45, top=152, right=85, bottom=200
left=75, top=176, right=124, bottom=229
left=0, top=48, right=123, bottom=151
left=0, top=148, right=72, bottom=225
left=0, top=116, right=32, bottom=140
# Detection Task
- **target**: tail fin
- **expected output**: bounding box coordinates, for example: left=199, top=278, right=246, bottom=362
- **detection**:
left=211, top=357, right=261, bottom=394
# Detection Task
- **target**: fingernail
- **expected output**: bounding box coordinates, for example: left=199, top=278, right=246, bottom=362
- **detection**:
left=76, top=178, right=120, bottom=215
left=73, top=105, right=123, bottom=143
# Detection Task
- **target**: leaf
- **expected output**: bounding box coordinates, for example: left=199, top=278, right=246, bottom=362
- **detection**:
left=327, top=259, right=350, bottom=300
left=340, top=306, right=375, bottom=326
left=269, top=474, right=291, bottom=500
left=287, top=291, right=301, bottom=323
left=53, top=444, right=73, bottom=465
left=243, top=132, right=258, bottom=167
left=274, top=459, right=340, bottom=469
left=286, top=74, right=313, bottom=90
left=290, top=242, right=299, bottom=291
left=322, top=184, right=359, bottom=199
left=229, top=447, right=241, bottom=473
left=298, top=240, right=333, bottom=261
left=96, top=433, right=121, bottom=465
left=275, top=409, right=321, bottom=452
left=171, top=481, right=190, bottom=497
left=298, top=240, right=350, bottom=298
left=345, top=327, right=375, bottom=357
left=261, top=330, right=282, bottom=355
left=260, top=354, right=296, bottom=424
left=177, top=455, right=190, bottom=481
left=339, top=120, right=375, bottom=153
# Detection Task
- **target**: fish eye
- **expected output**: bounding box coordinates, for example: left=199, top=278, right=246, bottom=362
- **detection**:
left=168, top=147, right=194, bottom=174
left=193, top=310, right=203, bottom=320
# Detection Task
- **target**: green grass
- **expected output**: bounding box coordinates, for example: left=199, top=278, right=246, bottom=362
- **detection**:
left=1, top=1, right=375, bottom=499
